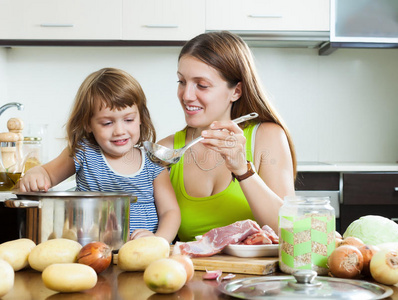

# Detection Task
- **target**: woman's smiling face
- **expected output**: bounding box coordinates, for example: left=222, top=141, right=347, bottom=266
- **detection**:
left=177, top=55, right=241, bottom=129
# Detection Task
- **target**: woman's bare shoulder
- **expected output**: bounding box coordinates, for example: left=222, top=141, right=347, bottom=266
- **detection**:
left=256, top=122, right=288, bottom=142
left=157, top=134, right=175, bottom=148
left=253, top=122, right=291, bottom=164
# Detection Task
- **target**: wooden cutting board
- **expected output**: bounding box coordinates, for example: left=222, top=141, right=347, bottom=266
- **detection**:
left=191, top=254, right=279, bottom=275
left=113, top=246, right=279, bottom=275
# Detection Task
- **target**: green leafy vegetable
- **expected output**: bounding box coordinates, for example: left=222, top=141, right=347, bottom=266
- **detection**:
left=343, top=215, right=398, bottom=245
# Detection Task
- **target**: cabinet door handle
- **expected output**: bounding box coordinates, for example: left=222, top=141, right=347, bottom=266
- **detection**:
left=144, top=24, right=179, bottom=28
left=248, top=14, right=283, bottom=18
left=40, top=24, right=74, bottom=28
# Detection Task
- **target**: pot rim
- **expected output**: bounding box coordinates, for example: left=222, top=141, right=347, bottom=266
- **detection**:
left=13, top=191, right=136, bottom=199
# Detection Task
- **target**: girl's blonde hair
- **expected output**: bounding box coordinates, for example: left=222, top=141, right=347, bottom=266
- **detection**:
left=66, top=68, right=155, bottom=156
left=179, top=31, right=297, bottom=176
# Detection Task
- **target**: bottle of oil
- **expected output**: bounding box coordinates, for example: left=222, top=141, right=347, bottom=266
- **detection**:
left=0, top=118, right=24, bottom=191
left=0, top=140, right=21, bottom=191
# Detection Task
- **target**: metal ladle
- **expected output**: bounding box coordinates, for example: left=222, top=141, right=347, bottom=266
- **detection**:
left=143, top=112, right=259, bottom=167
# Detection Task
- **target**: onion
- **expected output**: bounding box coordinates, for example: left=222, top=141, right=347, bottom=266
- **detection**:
left=370, top=248, right=398, bottom=285
left=221, top=273, right=236, bottom=281
left=339, top=236, right=365, bottom=248
left=170, top=254, right=195, bottom=283
left=328, top=245, right=363, bottom=278
left=358, top=244, right=380, bottom=276
left=335, top=231, right=343, bottom=248
left=335, top=237, right=343, bottom=248
left=77, top=241, right=112, bottom=274
left=202, top=269, right=222, bottom=280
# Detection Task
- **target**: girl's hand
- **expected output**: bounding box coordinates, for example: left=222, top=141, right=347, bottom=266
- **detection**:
left=18, top=166, right=51, bottom=192
left=129, top=229, right=155, bottom=240
left=200, top=120, right=248, bottom=175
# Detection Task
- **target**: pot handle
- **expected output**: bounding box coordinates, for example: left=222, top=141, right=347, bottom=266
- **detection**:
left=4, top=199, right=40, bottom=208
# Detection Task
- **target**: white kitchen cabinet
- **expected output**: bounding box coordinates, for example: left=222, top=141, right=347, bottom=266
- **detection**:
left=0, top=0, right=122, bottom=40
left=122, top=0, right=205, bottom=41
left=206, top=0, right=329, bottom=32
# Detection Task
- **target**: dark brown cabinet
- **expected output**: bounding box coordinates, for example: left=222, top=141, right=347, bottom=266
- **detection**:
left=340, top=172, right=398, bottom=233
left=0, top=202, right=21, bottom=243
left=295, top=172, right=340, bottom=191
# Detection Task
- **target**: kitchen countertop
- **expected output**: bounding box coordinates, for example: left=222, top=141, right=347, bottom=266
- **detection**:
left=1, top=163, right=396, bottom=202
left=297, top=162, right=398, bottom=172
left=3, top=264, right=398, bottom=300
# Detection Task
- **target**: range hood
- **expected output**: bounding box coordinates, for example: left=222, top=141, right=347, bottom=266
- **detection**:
left=320, top=0, right=398, bottom=55
left=226, top=30, right=330, bottom=49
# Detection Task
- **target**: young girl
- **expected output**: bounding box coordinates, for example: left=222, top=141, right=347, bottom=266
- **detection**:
left=19, top=67, right=181, bottom=243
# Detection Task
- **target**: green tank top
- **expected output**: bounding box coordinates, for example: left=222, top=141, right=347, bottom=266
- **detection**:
left=170, top=123, right=258, bottom=242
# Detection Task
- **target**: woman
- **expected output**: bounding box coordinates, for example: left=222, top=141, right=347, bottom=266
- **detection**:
left=158, top=31, right=296, bottom=242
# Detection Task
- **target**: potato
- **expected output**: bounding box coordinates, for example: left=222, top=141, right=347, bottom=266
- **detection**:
left=0, top=238, right=36, bottom=271
left=0, top=258, right=14, bottom=297
left=118, top=236, right=170, bottom=271
left=42, top=263, right=97, bottom=293
left=144, top=258, right=187, bottom=294
left=28, top=238, right=82, bottom=272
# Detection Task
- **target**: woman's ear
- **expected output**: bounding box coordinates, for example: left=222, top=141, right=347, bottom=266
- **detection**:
left=231, top=82, right=242, bottom=102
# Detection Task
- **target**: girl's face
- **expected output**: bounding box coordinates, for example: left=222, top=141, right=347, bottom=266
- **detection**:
left=88, top=103, right=141, bottom=159
left=177, top=55, right=241, bottom=129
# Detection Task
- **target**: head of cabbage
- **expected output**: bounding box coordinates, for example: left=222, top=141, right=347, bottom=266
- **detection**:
left=343, top=215, right=398, bottom=245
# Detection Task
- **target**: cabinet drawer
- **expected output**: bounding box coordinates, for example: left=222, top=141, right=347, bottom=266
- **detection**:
left=0, top=0, right=122, bottom=40
left=206, top=0, right=329, bottom=32
left=123, top=0, right=205, bottom=41
left=343, top=173, right=398, bottom=205
left=295, top=172, right=340, bottom=191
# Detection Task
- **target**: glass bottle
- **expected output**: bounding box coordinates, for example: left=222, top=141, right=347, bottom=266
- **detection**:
left=0, top=138, right=22, bottom=191
left=0, top=118, right=25, bottom=191
left=23, top=136, right=42, bottom=171
left=278, top=196, right=336, bottom=275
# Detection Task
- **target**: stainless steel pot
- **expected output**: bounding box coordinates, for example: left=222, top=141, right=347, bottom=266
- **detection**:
left=5, top=191, right=137, bottom=250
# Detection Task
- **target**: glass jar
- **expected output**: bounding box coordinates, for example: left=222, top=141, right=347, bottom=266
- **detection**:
left=23, top=136, right=42, bottom=171
left=0, top=141, right=22, bottom=191
left=278, top=196, right=336, bottom=275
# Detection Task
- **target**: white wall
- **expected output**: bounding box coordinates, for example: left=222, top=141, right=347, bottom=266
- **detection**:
left=0, top=48, right=7, bottom=101
left=2, top=46, right=398, bottom=164
left=251, top=47, right=398, bottom=163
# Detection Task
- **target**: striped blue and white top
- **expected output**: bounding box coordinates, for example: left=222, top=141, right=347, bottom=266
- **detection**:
left=74, top=141, right=164, bottom=234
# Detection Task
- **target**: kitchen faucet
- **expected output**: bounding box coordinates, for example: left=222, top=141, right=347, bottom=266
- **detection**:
left=0, top=102, right=24, bottom=116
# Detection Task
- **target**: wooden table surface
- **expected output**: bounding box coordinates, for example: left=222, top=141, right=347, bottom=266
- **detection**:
left=3, top=264, right=398, bottom=300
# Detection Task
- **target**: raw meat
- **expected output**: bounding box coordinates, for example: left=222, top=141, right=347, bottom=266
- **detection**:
left=241, top=232, right=272, bottom=245
left=262, top=225, right=279, bottom=244
left=174, top=220, right=261, bottom=257
left=240, top=225, right=279, bottom=245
